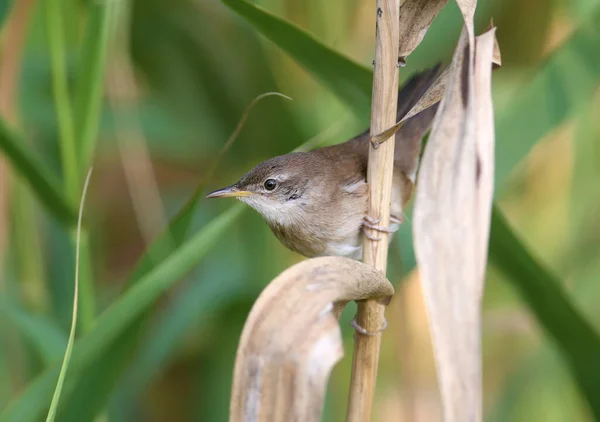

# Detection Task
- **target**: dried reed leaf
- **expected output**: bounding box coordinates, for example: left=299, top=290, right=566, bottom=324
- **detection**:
left=473, top=29, right=496, bottom=280
left=397, top=0, right=449, bottom=65
left=412, top=23, right=496, bottom=422
left=371, top=67, right=448, bottom=145
left=455, top=0, right=477, bottom=27
left=229, top=257, right=393, bottom=422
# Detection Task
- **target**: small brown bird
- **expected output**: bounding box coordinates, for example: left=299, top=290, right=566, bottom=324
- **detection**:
left=207, top=66, right=440, bottom=260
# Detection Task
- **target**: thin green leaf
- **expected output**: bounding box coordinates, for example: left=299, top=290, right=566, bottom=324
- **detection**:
left=0, top=300, right=67, bottom=365
left=221, top=0, right=372, bottom=119
left=0, top=117, right=77, bottom=224
left=0, top=204, right=244, bottom=422
left=46, top=168, right=93, bottom=422
left=488, top=205, right=600, bottom=418
left=74, top=1, right=114, bottom=171
left=103, top=270, right=246, bottom=421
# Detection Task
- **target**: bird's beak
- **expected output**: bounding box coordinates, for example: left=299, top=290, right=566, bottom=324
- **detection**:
left=205, top=186, right=252, bottom=199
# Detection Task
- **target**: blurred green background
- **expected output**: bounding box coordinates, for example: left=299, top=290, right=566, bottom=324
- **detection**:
left=1, top=0, right=600, bottom=421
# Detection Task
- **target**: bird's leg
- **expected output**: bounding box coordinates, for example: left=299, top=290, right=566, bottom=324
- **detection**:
left=351, top=317, right=388, bottom=336
left=362, top=215, right=399, bottom=241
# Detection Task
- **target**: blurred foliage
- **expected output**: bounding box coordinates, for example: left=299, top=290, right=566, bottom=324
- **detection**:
left=1, top=0, right=600, bottom=421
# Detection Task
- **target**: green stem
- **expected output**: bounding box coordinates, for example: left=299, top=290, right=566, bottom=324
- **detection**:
left=75, top=230, right=95, bottom=333
left=75, top=2, right=113, bottom=171
left=12, top=181, right=47, bottom=311
left=44, top=0, right=78, bottom=203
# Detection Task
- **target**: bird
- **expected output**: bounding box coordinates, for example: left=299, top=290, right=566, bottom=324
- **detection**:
left=207, top=66, right=440, bottom=260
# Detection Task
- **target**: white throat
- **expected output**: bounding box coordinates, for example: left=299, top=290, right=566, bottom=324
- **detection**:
left=241, top=196, right=305, bottom=227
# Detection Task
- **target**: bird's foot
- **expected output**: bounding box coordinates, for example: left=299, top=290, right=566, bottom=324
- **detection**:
left=362, top=215, right=399, bottom=241
left=351, top=317, right=388, bottom=336
left=390, top=214, right=404, bottom=225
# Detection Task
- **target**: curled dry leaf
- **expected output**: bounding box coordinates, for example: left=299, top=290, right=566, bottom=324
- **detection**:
left=229, top=257, right=393, bottom=422
left=397, top=0, right=449, bottom=66
left=412, top=23, right=497, bottom=422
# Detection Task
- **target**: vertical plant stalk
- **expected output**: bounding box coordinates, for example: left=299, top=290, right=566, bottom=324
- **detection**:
left=45, top=0, right=106, bottom=332
left=0, top=0, right=37, bottom=287
left=44, top=0, right=78, bottom=203
left=347, top=0, right=400, bottom=421
left=46, top=168, right=93, bottom=422
left=74, top=2, right=113, bottom=172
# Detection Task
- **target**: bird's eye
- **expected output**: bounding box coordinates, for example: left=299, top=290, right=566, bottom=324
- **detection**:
left=264, top=179, right=277, bottom=191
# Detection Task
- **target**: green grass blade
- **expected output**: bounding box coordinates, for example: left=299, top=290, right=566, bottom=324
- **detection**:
left=0, top=300, right=67, bottom=365
left=46, top=169, right=92, bottom=422
left=221, top=0, right=372, bottom=119
left=488, top=206, right=600, bottom=418
left=67, top=270, right=246, bottom=422
left=43, top=0, right=79, bottom=203
left=74, top=1, right=113, bottom=171
left=0, top=117, right=77, bottom=224
left=0, top=204, right=244, bottom=422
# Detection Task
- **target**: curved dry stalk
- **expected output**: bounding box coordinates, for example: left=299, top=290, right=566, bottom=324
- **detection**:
left=230, top=257, right=393, bottom=422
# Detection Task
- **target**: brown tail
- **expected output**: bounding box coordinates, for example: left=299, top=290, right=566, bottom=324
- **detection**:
left=394, top=65, right=441, bottom=182
left=395, top=64, right=441, bottom=121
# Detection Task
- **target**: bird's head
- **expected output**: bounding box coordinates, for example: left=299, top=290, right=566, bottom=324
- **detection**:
left=206, top=153, right=316, bottom=225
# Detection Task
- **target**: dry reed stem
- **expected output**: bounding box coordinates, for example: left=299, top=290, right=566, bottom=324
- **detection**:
left=229, top=257, right=394, bottom=422
left=347, top=0, right=399, bottom=421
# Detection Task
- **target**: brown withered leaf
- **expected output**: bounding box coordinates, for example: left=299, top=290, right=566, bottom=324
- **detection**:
left=397, top=0, right=449, bottom=65
left=412, top=23, right=496, bottom=422
left=371, top=67, right=449, bottom=145
left=455, top=0, right=477, bottom=24
left=229, top=257, right=393, bottom=422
